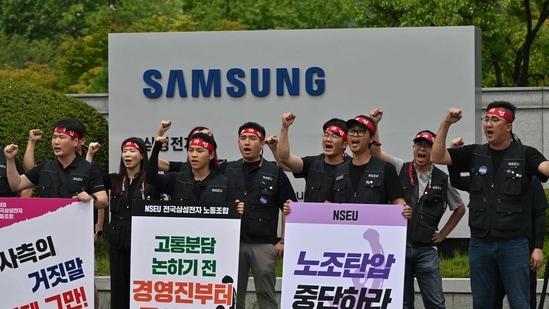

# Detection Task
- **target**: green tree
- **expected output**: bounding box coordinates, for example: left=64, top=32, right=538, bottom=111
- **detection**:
left=0, top=80, right=109, bottom=169
left=0, top=63, right=62, bottom=91
left=0, top=0, right=105, bottom=40
left=0, top=33, right=57, bottom=69
left=182, top=0, right=351, bottom=30
left=344, top=0, right=549, bottom=87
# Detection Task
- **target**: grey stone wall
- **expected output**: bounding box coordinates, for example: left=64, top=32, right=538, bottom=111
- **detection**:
left=95, top=276, right=548, bottom=309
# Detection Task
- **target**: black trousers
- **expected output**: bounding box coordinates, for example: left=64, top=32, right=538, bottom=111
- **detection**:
left=109, top=245, right=131, bottom=309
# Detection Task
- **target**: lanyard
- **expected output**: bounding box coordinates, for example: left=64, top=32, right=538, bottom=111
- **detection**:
left=408, top=163, right=433, bottom=201
left=121, top=175, right=145, bottom=199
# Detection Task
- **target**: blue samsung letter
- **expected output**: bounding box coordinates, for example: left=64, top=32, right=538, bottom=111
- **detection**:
left=305, top=67, right=325, bottom=96
left=192, top=69, right=221, bottom=97
left=143, top=69, right=163, bottom=99
left=166, top=70, right=187, bottom=98
left=251, top=68, right=270, bottom=97
left=276, top=68, right=299, bottom=96
left=227, top=68, right=246, bottom=97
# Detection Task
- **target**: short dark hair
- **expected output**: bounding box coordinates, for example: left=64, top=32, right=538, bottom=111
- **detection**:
left=322, top=118, right=348, bottom=132
left=486, top=101, right=517, bottom=119
left=53, top=118, right=86, bottom=139
left=238, top=121, right=266, bottom=138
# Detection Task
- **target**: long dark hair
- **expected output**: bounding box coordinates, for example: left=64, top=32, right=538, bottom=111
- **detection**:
left=112, top=137, right=149, bottom=195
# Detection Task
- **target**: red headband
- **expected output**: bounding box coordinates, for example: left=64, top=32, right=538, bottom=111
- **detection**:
left=189, top=137, right=216, bottom=152
left=122, top=141, right=143, bottom=152
left=486, top=107, right=514, bottom=123
left=325, top=125, right=348, bottom=141
left=239, top=128, right=264, bottom=141
left=54, top=127, right=80, bottom=139
left=414, top=131, right=435, bottom=143
left=353, top=116, right=376, bottom=135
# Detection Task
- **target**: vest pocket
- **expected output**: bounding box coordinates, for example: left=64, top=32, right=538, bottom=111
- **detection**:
left=468, top=197, right=485, bottom=229
left=304, top=182, right=321, bottom=201
left=38, top=180, right=53, bottom=197
left=469, top=174, right=483, bottom=192
left=245, top=212, right=273, bottom=238
left=496, top=201, right=522, bottom=231
left=418, top=197, right=445, bottom=227
left=502, top=172, right=523, bottom=196
left=110, top=195, right=121, bottom=213
left=108, top=219, right=124, bottom=249
left=333, top=178, right=346, bottom=202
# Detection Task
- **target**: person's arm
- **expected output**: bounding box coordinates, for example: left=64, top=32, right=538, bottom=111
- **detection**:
left=23, top=129, right=43, bottom=171
left=153, top=120, right=172, bottom=172
left=4, top=144, right=34, bottom=191
left=384, top=162, right=411, bottom=219
left=79, top=164, right=108, bottom=209
left=94, top=208, right=105, bottom=245
left=531, top=207, right=545, bottom=271
left=433, top=205, right=465, bottom=243
left=530, top=176, right=547, bottom=271
left=90, top=190, right=108, bottom=209
left=86, top=142, right=101, bottom=163
left=369, top=108, right=391, bottom=162
left=147, top=138, right=163, bottom=185
left=278, top=112, right=305, bottom=173
left=447, top=137, right=470, bottom=192
left=13, top=157, right=33, bottom=197
left=274, top=212, right=286, bottom=258
left=431, top=108, right=462, bottom=165
left=19, top=188, right=33, bottom=197
left=265, top=135, right=291, bottom=172
left=537, top=161, right=549, bottom=177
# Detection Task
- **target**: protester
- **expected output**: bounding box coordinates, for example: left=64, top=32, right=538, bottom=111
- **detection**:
left=369, top=108, right=465, bottom=309
left=447, top=135, right=547, bottom=309
left=87, top=137, right=159, bottom=309
left=4, top=118, right=107, bottom=206
left=430, top=102, right=549, bottom=308
left=278, top=112, right=350, bottom=202
left=147, top=132, right=244, bottom=210
left=332, top=114, right=412, bottom=219
left=220, top=121, right=296, bottom=309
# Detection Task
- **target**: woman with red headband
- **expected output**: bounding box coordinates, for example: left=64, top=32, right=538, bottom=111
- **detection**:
left=106, top=137, right=159, bottom=309
left=147, top=132, right=244, bottom=209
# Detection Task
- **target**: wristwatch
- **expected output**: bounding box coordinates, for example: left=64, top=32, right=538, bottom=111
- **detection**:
left=95, top=230, right=103, bottom=237
left=90, top=194, right=98, bottom=202
left=279, top=237, right=284, bottom=245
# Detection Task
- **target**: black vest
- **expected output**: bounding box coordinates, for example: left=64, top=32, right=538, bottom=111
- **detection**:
left=399, top=162, right=448, bottom=246
left=333, top=157, right=388, bottom=203
left=37, top=157, right=92, bottom=198
left=0, top=152, right=17, bottom=197
left=223, top=159, right=280, bottom=243
left=171, top=171, right=229, bottom=202
left=109, top=176, right=152, bottom=249
left=304, top=154, right=350, bottom=202
left=468, top=142, right=532, bottom=239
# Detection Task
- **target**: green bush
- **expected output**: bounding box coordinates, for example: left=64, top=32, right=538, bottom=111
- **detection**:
left=0, top=80, right=109, bottom=169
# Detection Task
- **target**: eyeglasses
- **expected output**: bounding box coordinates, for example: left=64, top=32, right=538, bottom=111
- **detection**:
left=414, top=142, right=432, bottom=149
left=322, top=132, right=342, bottom=139
left=348, top=128, right=367, bottom=137
left=482, top=116, right=506, bottom=124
